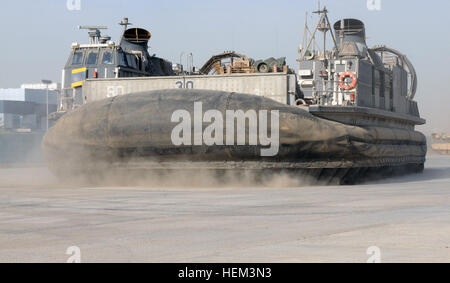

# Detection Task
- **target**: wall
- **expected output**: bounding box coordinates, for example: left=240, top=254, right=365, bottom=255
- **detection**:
left=84, top=73, right=297, bottom=105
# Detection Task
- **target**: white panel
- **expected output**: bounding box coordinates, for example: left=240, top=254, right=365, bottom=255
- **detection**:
left=0, top=89, right=26, bottom=101
left=85, top=74, right=293, bottom=105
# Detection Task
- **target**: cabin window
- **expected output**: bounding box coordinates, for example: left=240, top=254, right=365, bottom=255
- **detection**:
left=86, top=52, right=99, bottom=65
left=102, top=51, right=114, bottom=64
left=71, top=52, right=84, bottom=65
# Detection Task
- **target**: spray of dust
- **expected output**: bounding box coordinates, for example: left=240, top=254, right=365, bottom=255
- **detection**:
left=48, top=158, right=321, bottom=189
left=0, top=132, right=59, bottom=189
left=3, top=134, right=444, bottom=189
left=5, top=132, right=441, bottom=189
left=90, top=167, right=319, bottom=188
left=4, top=147, right=446, bottom=189
left=0, top=133, right=319, bottom=189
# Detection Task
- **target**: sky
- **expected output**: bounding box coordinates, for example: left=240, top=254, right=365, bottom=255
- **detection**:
left=0, top=0, right=449, bottom=134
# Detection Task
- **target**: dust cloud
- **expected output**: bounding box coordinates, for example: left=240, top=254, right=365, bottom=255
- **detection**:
left=0, top=165, right=319, bottom=189
left=1, top=141, right=317, bottom=189
left=3, top=156, right=449, bottom=190
left=87, top=167, right=316, bottom=188
left=0, top=136, right=58, bottom=189
left=3, top=134, right=445, bottom=189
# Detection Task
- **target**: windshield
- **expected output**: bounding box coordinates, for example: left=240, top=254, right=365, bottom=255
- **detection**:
left=102, top=51, right=114, bottom=64
left=86, top=52, right=99, bottom=65
left=71, top=52, right=84, bottom=65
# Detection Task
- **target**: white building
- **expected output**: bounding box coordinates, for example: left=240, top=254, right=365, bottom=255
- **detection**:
left=0, top=84, right=59, bottom=131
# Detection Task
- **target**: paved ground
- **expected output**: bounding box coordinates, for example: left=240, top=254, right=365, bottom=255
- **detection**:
left=0, top=156, right=448, bottom=263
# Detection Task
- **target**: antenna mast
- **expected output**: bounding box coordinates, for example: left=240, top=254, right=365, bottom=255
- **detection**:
left=78, top=25, right=108, bottom=44
left=119, top=17, right=133, bottom=31
left=301, top=3, right=338, bottom=60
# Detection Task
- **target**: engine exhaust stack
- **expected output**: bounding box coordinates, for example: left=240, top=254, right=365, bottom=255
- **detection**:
left=334, top=19, right=366, bottom=46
